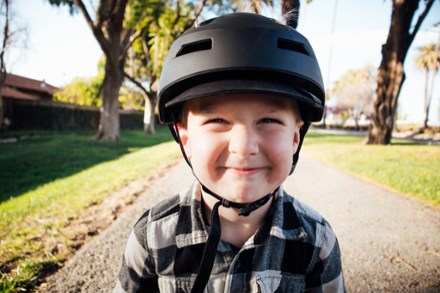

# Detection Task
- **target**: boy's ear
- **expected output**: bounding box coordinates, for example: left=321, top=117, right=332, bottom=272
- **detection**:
left=176, top=122, right=191, bottom=158
left=292, top=127, right=301, bottom=154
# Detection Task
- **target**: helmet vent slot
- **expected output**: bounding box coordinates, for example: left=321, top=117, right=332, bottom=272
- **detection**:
left=277, top=38, right=310, bottom=56
left=176, top=39, right=212, bottom=57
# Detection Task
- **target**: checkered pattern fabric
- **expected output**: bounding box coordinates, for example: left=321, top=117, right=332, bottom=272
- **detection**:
left=114, top=182, right=345, bottom=292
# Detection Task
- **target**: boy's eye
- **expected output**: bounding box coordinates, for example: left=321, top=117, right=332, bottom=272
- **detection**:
left=207, top=118, right=226, bottom=123
left=259, top=117, right=281, bottom=124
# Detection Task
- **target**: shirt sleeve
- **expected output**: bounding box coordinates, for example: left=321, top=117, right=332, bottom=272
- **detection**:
left=114, top=212, right=159, bottom=293
left=305, top=222, right=345, bottom=293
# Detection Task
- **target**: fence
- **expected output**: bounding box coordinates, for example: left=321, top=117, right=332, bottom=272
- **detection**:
left=3, top=99, right=144, bottom=130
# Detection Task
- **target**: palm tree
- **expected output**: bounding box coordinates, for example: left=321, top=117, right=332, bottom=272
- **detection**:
left=415, top=42, right=440, bottom=130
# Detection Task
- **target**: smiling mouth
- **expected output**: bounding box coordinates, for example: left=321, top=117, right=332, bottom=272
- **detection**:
left=224, top=167, right=265, bottom=174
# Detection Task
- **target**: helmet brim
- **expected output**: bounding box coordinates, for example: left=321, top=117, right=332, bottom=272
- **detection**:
left=164, top=79, right=323, bottom=121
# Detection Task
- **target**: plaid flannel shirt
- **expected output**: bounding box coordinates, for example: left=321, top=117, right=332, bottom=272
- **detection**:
left=114, top=182, right=345, bottom=292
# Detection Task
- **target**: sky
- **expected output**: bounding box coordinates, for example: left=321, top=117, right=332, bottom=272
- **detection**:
left=5, top=0, right=440, bottom=124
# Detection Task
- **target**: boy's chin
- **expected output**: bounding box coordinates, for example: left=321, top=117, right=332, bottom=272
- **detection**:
left=214, top=186, right=274, bottom=203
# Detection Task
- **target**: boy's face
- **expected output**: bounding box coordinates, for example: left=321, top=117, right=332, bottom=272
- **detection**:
left=177, top=94, right=301, bottom=203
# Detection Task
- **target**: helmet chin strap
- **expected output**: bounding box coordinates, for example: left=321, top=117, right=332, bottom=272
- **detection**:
left=290, top=122, right=310, bottom=175
left=191, top=184, right=277, bottom=293
left=201, top=185, right=276, bottom=217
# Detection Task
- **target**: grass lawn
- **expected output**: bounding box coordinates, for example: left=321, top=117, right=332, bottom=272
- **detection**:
left=0, top=129, right=175, bottom=201
left=303, top=131, right=440, bottom=207
left=0, top=128, right=180, bottom=292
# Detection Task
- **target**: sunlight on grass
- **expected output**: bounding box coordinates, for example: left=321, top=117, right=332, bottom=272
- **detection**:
left=0, top=139, right=180, bottom=292
left=304, top=132, right=440, bottom=206
left=0, top=129, right=173, bottom=200
left=0, top=142, right=180, bottom=237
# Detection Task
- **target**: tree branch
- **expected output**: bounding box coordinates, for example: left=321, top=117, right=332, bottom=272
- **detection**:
left=72, top=0, right=95, bottom=32
left=113, top=0, right=129, bottom=33
left=120, top=27, right=133, bottom=50
left=407, top=0, right=435, bottom=50
left=121, top=20, right=153, bottom=60
left=124, top=71, right=150, bottom=98
left=73, top=0, right=111, bottom=55
left=141, top=38, right=154, bottom=82
left=171, top=0, right=183, bottom=29
left=95, top=0, right=115, bottom=28
left=181, top=0, right=208, bottom=34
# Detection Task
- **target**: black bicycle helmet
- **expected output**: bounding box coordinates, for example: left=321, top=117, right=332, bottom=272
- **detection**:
left=158, top=12, right=324, bottom=124
left=158, top=12, right=325, bottom=172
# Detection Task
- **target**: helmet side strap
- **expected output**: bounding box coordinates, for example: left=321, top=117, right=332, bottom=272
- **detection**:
left=170, top=111, right=193, bottom=168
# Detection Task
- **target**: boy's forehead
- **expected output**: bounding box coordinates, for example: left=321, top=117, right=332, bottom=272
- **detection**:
left=186, top=93, right=295, bottom=111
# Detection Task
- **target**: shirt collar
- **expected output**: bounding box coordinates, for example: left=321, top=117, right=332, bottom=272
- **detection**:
left=246, top=186, right=307, bottom=245
left=175, top=183, right=307, bottom=249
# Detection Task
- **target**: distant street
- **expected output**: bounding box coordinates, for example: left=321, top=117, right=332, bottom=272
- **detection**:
left=310, top=127, right=440, bottom=145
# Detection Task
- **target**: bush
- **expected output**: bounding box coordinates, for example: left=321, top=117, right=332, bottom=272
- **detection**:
left=9, top=100, right=143, bottom=130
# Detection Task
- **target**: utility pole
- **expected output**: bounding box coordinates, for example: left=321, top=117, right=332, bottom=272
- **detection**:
left=323, top=0, right=339, bottom=128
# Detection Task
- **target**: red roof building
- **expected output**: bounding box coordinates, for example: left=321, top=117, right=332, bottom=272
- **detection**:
left=1, top=73, right=59, bottom=101
left=1, top=73, right=60, bottom=128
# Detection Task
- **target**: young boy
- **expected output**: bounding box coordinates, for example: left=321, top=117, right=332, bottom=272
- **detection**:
left=115, top=12, right=345, bottom=293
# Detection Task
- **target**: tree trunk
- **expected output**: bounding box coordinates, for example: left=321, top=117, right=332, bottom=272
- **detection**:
left=366, top=0, right=420, bottom=145
left=124, top=71, right=158, bottom=135
left=0, top=72, right=4, bottom=128
left=72, top=0, right=130, bottom=142
left=0, top=0, right=10, bottom=129
left=423, top=40, right=439, bottom=130
left=0, top=91, right=3, bottom=128
left=422, top=69, right=430, bottom=130
left=281, top=0, right=300, bottom=29
left=95, top=22, right=127, bottom=141
left=367, top=55, right=405, bottom=144
left=96, top=60, right=124, bottom=141
left=143, top=92, right=157, bottom=134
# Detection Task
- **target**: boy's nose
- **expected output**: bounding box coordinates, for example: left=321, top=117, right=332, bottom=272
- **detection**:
left=228, top=125, right=259, bottom=156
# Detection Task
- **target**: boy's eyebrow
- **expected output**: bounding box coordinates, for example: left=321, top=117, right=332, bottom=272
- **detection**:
left=266, top=104, right=291, bottom=112
left=195, top=107, right=292, bottom=117
left=190, top=101, right=217, bottom=113
left=189, top=99, right=294, bottom=113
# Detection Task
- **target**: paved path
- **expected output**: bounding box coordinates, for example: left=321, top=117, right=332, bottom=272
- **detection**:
left=286, top=153, right=440, bottom=292
left=42, top=153, right=440, bottom=292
